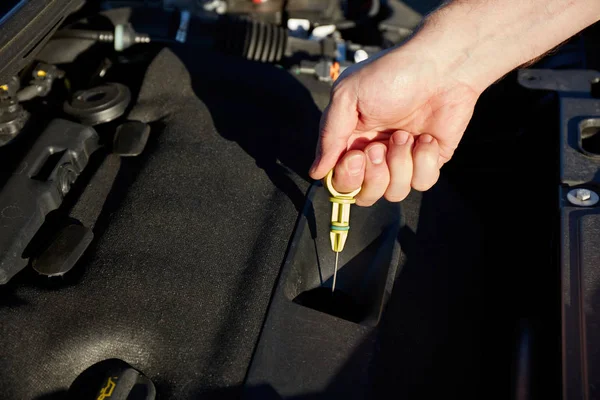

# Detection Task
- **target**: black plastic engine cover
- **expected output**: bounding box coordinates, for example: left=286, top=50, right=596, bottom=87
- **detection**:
left=245, top=183, right=402, bottom=398
left=0, top=49, right=320, bottom=399
left=0, top=119, right=100, bottom=284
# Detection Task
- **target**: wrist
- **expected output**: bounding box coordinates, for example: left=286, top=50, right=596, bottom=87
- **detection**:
left=401, top=0, right=600, bottom=94
left=401, top=3, right=518, bottom=94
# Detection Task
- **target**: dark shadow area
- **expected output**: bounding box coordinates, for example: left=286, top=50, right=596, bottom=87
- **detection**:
left=583, top=22, right=600, bottom=71
left=294, top=287, right=362, bottom=323
left=302, top=194, right=324, bottom=285
left=193, top=386, right=247, bottom=400
left=583, top=262, right=600, bottom=400
left=442, top=74, right=561, bottom=400
left=180, top=51, right=323, bottom=213
left=293, top=228, right=396, bottom=324
left=0, top=285, right=29, bottom=307
left=33, top=390, right=68, bottom=400
left=369, top=179, right=486, bottom=400
left=512, top=319, right=533, bottom=400
left=579, top=118, right=600, bottom=156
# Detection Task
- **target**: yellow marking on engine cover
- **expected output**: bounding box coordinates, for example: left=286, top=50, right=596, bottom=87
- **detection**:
left=97, top=377, right=117, bottom=400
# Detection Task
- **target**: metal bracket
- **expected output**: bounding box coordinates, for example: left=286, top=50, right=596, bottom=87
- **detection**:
left=518, top=69, right=600, bottom=93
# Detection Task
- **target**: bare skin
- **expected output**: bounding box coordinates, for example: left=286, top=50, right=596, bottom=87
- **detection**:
left=309, top=0, right=600, bottom=206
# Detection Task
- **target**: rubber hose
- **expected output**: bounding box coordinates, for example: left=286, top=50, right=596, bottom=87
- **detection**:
left=213, top=17, right=288, bottom=63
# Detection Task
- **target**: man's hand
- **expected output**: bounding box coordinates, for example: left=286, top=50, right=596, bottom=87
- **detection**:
left=309, top=0, right=600, bottom=206
left=309, top=48, right=479, bottom=206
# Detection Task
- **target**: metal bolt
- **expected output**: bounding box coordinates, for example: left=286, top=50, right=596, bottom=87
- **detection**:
left=577, top=189, right=592, bottom=201
left=567, top=188, right=599, bottom=206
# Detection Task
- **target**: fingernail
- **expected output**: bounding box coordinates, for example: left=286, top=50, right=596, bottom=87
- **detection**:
left=420, top=134, right=433, bottom=144
left=367, top=145, right=386, bottom=165
left=346, top=154, right=365, bottom=175
left=392, top=131, right=409, bottom=145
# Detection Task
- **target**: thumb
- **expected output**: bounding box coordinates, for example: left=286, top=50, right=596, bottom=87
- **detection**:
left=309, top=91, right=358, bottom=180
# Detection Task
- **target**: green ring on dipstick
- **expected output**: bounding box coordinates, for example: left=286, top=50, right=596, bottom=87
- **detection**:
left=330, top=225, right=349, bottom=231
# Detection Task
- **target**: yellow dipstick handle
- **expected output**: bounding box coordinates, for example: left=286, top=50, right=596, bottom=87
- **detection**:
left=325, top=170, right=361, bottom=253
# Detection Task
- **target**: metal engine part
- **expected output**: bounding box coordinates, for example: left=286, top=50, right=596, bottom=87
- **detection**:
left=0, top=98, right=29, bottom=146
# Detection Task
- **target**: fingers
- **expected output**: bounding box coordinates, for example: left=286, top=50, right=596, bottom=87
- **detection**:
left=411, top=134, right=440, bottom=191
left=384, top=131, right=414, bottom=202
left=332, top=150, right=366, bottom=193
left=327, top=132, right=442, bottom=207
left=356, top=142, right=390, bottom=206
left=309, top=87, right=359, bottom=180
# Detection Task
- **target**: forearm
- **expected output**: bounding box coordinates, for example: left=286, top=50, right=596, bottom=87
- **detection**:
left=402, top=0, right=600, bottom=93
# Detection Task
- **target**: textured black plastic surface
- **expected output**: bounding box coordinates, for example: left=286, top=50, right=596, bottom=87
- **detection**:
left=0, top=119, right=100, bottom=284
left=0, top=49, right=319, bottom=399
left=0, top=0, right=81, bottom=84
left=245, top=184, right=401, bottom=398
left=285, top=185, right=401, bottom=327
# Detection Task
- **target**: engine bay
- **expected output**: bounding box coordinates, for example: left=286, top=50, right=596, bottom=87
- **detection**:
left=0, top=1, right=600, bottom=399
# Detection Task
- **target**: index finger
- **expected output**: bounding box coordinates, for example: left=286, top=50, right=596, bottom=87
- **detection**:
left=309, top=87, right=358, bottom=180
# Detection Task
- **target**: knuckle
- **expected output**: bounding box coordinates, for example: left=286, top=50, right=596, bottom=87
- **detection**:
left=331, top=77, right=357, bottom=104
left=356, top=198, right=376, bottom=207
left=334, top=174, right=361, bottom=193
left=332, top=65, right=357, bottom=89
left=331, top=86, right=350, bottom=105
left=358, top=189, right=386, bottom=206
left=384, top=191, right=409, bottom=202
left=411, top=180, right=431, bottom=192
left=356, top=191, right=377, bottom=204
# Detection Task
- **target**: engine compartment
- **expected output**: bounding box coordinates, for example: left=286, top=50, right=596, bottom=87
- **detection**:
left=0, top=1, right=599, bottom=399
